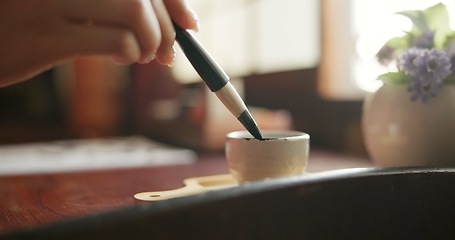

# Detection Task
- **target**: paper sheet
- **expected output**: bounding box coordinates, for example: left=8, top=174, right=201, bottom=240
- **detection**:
left=0, top=136, right=196, bottom=176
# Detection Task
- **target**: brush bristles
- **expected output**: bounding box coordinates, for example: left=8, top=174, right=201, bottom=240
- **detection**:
left=237, top=110, right=263, bottom=139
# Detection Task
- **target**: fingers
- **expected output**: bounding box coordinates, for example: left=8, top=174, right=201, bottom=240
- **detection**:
left=61, top=0, right=200, bottom=66
left=148, top=0, right=200, bottom=66
left=64, top=24, right=141, bottom=64
left=151, top=0, right=176, bottom=66
left=63, top=0, right=160, bottom=63
left=164, top=0, right=200, bottom=31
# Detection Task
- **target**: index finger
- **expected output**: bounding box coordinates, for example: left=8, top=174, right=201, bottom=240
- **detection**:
left=62, top=0, right=161, bottom=63
left=164, top=0, right=199, bottom=31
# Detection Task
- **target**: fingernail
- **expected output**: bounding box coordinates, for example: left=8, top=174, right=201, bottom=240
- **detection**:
left=112, top=55, right=128, bottom=65
left=189, top=10, right=200, bottom=32
left=140, top=51, right=156, bottom=64
left=167, top=47, right=176, bottom=67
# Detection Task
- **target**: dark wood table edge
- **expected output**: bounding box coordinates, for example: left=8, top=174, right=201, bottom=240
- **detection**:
left=2, top=166, right=455, bottom=239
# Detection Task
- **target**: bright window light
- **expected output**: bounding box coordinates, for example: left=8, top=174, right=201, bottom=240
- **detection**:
left=354, top=0, right=455, bottom=93
left=319, top=0, right=455, bottom=99
left=171, top=0, right=320, bottom=84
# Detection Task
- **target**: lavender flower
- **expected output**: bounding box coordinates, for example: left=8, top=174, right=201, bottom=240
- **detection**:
left=376, top=3, right=455, bottom=103
left=407, top=79, right=443, bottom=103
left=413, top=30, right=435, bottom=48
left=398, top=48, right=423, bottom=75
left=376, top=45, right=395, bottom=66
left=446, top=42, right=455, bottom=76
left=399, top=48, right=452, bottom=102
left=413, top=49, right=451, bottom=84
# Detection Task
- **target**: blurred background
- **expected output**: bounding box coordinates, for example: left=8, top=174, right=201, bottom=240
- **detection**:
left=1, top=0, right=453, bottom=155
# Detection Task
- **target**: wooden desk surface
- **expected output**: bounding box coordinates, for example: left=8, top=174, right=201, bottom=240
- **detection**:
left=0, top=149, right=372, bottom=236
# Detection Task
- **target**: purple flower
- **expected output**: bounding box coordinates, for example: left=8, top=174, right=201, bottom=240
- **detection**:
left=399, top=48, right=452, bottom=102
left=413, top=30, right=435, bottom=48
left=407, top=79, right=443, bottom=103
left=376, top=45, right=395, bottom=66
left=398, top=48, right=422, bottom=75
left=413, top=48, right=451, bottom=84
left=446, top=42, right=455, bottom=76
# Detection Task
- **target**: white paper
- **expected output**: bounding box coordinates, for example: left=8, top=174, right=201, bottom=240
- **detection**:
left=0, top=136, right=196, bottom=176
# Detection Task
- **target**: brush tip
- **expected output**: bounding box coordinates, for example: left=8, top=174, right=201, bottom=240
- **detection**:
left=238, top=110, right=263, bottom=139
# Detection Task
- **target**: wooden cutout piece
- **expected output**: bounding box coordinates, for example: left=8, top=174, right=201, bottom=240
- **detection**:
left=134, top=174, right=237, bottom=202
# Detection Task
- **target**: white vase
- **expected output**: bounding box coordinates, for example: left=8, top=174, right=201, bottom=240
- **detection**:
left=362, top=83, right=455, bottom=166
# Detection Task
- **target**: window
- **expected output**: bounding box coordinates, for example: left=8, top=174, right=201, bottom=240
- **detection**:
left=171, top=0, right=320, bottom=84
left=319, top=0, right=455, bottom=99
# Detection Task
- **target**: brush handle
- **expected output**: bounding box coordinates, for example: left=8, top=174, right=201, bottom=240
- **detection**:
left=172, top=21, right=229, bottom=92
left=172, top=21, right=263, bottom=139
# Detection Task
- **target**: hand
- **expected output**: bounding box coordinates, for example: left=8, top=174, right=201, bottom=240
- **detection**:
left=0, top=0, right=199, bottom=87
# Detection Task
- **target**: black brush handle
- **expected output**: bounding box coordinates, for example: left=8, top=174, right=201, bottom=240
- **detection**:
left=172, top=21, right=229, bottom=92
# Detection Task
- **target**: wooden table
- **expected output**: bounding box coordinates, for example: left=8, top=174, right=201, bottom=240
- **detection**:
left=0, top=149, right=372, bottom=236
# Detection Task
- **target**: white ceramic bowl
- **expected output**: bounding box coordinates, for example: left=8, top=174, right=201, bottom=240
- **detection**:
left=225, top=130, right=310, bottom=183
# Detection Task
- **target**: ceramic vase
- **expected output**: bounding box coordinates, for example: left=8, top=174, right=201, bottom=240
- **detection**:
left=362, top=83, right=455, bottom=166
